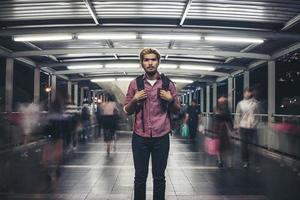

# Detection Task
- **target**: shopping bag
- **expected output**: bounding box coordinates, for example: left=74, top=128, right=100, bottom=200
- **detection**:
left=181, top=123, right=189, bottom=137
left=204, top=137, right=220, bottom=155
left=42, top=139, right=63, bottom=166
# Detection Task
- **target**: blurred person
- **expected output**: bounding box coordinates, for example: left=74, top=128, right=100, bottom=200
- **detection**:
left=234, top=87, right=261, bottom=172
left=48, top=94, right=65, bottom=139
left=80, top=100, right=91, bottom=142
left=96, top=102, right=103, bottom=138
left=213, top=96, right=233, bottom=168
left=187, top=99, right=201, bottom=140
left=18, top=102, right=40, bottom=156
left=64, top=99, right=80, bottom=151
left=124, top=48, right=180, bottom=200
left=101, top=96, right=118, bottom=155
left=176, top=100, right=188, bottom=136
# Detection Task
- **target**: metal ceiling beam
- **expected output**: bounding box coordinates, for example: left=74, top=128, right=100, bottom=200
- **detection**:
left=15, top=57, right=36, bottom=67
left=282, top=14, right=300, bottom=31
left=23, top=41, right=58, bottom=62
left=12, top=48, right=270, bottom=60
left=54, top=68, right=229, bottom=77
left=83, top=0, right=100, bottom=25
left=0, top=46, right=12, bottom=57
left=42, top=67, right=69, bottom=80
left=225, top=43, right=261, bottom=63
left=219, top=59, right=268, bottom=81
left=0, top=45, right=37, bottom=67
left=247, top=60, right=267, bottom=70
left=39, top=60, right=245, bottom=70
left=1, top=27, right=300, bottom=41
left=180, top=0, right=193, bottom=26
left=271, top=42, right=300, bottom=60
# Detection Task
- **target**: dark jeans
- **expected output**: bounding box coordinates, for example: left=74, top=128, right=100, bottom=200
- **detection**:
left=240, top=128, right=259, bottom=164
left=188, top=123, right=198, bottom=139
left=132, top=133, right=170, bottom=200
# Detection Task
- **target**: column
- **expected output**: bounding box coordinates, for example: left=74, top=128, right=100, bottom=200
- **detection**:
left=200, top=88, right=204, bottom=113
left=233, top=76, right=237, bottom=112
left=268, top=61, right=276, bottom=123
left=228, top=76, right=233, bottom=112
left=244, top=70, right=250, bottom=89
left=74, top=83, right=78, bottom=106
left=206, top=85, right=210, bottom=114
left=213, top=83, right=217, bottom=108
left=5, top=58, right=14, bottom=112
left=51, top=75, right=56, bottom=103
left=67, top=81, right=72, bottom=103
left=33, top=68, right=40, bottom=104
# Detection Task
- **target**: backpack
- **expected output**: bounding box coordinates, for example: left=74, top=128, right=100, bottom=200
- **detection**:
left=135, top=73, right=173, bottom=132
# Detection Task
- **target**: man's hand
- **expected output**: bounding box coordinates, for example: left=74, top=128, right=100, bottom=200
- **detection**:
left=159, top=90, right=173, bottom=103
left=133, top=90, right=147, bottom=102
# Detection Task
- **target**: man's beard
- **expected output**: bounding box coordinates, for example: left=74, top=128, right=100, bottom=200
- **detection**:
left=146, top=70, right=157, bottom=77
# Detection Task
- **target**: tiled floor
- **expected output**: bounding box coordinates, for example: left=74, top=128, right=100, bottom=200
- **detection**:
left=1, top=132, right=300, bottom=200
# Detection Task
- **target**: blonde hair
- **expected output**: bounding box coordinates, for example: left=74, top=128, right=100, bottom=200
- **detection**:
left=139, top=48, right=161, bottom=64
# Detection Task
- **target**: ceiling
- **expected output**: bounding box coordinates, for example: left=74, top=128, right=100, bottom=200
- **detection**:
left=0, top=0, right=300, bottom=92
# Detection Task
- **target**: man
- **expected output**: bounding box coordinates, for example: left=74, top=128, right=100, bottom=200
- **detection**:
left=234, top=87, right=260, bottom=171
left=124, top=48, right=180, bottom=200
left=187, top=99, right=201, bottom=140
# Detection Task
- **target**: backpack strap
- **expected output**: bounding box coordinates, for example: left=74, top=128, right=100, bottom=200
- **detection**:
left=161, top=73, right=170, bottom=90
left=160, top=73, right=170, bottom=112
left=160, top=74, right=174, bottom=134
left=136, top=75, right=144, bottom=91
left=135, top=75, right=145, bottom=132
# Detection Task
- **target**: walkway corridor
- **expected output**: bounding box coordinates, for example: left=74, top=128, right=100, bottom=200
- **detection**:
left=1, top=132, right=300, bottom=200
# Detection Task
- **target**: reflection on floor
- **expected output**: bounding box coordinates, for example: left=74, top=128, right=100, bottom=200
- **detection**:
left=1, top=132, right=300, bottom=200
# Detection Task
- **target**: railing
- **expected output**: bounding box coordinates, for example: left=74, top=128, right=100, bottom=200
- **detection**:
left=198, top=112, right=300, bottom=161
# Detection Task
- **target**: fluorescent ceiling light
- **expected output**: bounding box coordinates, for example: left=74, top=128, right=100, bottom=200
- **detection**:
left=160, top=64, right=178, bottom=69
left=65, top=53, right=105, bottom=57
left=171, top=79, right=194, bottom=83
left=67, top=64, right=103, bottom=69
left=119, top=57, right=139, bottom=60
left=13, top=34, right=73, bottom=42
left=205, top=36, right=264, bottom=43
left=141, top=34, right=200, bottom=41
left=91, top=78, right=115, bottom=82
left=116, top=77, right=135, bottom=81
left=105, top=63, right=140, bottom=68
left=78, top=33, right=136, bottom=40
left=180, top=65, right=215, bottom=71
left=170, top=54, right=217, bottom=59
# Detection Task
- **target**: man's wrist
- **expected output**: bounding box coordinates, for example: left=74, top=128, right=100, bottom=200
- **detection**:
left=169, top=98, right=175, bottom=104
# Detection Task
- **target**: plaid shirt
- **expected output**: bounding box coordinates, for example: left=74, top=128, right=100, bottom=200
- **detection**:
left=124, top=74, right=180, bottom=137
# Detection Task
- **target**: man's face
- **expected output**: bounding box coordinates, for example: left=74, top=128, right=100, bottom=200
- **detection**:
left=244, top=91, right=252, bottom=99
left=141, top=53, right=159, bottom=76
left=217, top=96, right=227, bottom=105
